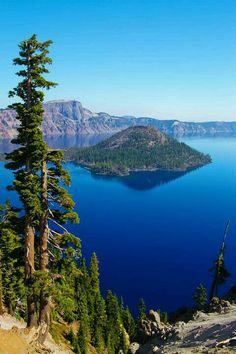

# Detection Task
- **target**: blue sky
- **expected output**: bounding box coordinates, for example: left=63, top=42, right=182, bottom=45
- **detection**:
left=1, top=0, right=236, bottom=121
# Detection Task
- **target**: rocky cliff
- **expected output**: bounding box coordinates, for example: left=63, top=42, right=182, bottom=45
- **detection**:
left=1, top=100, right=236, bottom=138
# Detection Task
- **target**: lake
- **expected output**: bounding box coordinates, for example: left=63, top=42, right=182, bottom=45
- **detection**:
left=0, top=136, right=236, bottom=314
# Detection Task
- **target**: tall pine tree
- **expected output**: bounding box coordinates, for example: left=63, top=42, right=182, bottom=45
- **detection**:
left=6, top=34, right=57, bottom=327
left=38, top=148, right=79, bottom=340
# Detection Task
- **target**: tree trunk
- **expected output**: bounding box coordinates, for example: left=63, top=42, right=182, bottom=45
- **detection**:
left=24, top=51, right=38, bottom=328
left=40, top=160, right=49, bottom=273
left=209, top=273, right=217, bottom=300
left=25, top=220, right=38, bottom=327
left=39, top=159, right=51, bottom=342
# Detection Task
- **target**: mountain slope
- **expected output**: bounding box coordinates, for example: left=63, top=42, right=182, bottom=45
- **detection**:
left=1, top=100, right=236, bottom=138
left=65, top=126, right=211, bottom=175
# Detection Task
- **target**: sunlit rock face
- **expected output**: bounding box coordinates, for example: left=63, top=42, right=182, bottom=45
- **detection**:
left=1, top=99, right=236, bottom=138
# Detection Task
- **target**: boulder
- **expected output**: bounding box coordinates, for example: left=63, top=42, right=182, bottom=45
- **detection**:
left=137, top=311, right=172, bottom=343
left=209, top=297, right=231, bottom=313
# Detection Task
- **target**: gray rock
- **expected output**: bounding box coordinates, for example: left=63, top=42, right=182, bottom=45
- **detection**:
left=2, top=100, right=236, bottom=139
left=148, top=311, right=162, bottom=327
left=209, top=297, right=232, bottom=313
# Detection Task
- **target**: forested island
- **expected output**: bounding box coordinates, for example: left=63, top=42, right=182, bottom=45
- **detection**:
left=64, top=126, right=211, bottom=176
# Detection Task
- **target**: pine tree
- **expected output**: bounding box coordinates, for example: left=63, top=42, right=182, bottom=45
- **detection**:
left=193, top=284, right=207, bottom=309
left=0, top=201, right=24, bottom=315
left=93, top=295, right=107, bottom=353
left=88, top=253, right=101, bottom=339
left=38, top=149, right=79, bottom=339
left=77, top=290, right=90, bottom=354
left=89, top=252, right=100, bottom=296
left=137, top=298, right=146, bottom=321
left=5, top=34, right=56, bottom=327
left=50, top=232, right=81, bottom=324
left=210, top=220, right=231, bottom=299
left=121, top=305, right=136, bottom=340
left=105, top=290, right=123, bottom=354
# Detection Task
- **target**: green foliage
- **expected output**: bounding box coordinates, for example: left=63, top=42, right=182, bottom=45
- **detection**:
left=0, top=201, right=25, bottom=315
left=73, top=257, right=134, bottom=354
left=162, top=312, right=168, bottom=324
left=138, top=298, right=146, bottom=321
left=1, top=35, right=137, bottom=352
left=121, top=305, right=136, bottom=340
left=105, top=290, right=128, bottom=354
left=193, top=284, right=208, bottom=309
left=65, top=126, right=211, bottom=176
left=5, top=34, right=57, bottom=220
left=77, top=291, right=90, bottom=354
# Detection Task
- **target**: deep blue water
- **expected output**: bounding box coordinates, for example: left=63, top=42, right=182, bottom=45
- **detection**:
left=1, top=136, right=236, bottom=313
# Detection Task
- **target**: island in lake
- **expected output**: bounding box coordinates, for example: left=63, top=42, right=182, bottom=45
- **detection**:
left=64, top=126, right=211, bottom=176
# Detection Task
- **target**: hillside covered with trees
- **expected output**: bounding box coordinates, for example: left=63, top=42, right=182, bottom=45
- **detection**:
left=0, top=34, right=139, bottom=354
left=65, top=126, right=211, bottom=176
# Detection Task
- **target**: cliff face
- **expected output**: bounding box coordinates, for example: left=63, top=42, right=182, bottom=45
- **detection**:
left=1, top=100, right=236, bottom=138
left=0, top=109, right=17, bottom=139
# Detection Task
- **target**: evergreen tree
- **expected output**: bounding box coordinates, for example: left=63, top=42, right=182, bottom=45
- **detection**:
left=77, top=291, right=90, bottom=354
left=193, top=284, right=207, bottom=309
left=5, top=34, right=56, bottom=327
left=88, top=253, right=101, bottom=339
left=210, top=220, right=231, bottom=299
left=0, top=201, right=24, bottom=315
left=49, top=227, right=81, bottom=324
left=105, top=290, right=124, bottom=354
left=121, top=305, right=136, bottom=340
left=39, top=149, right=79, bottom=338
left=162, top=312, right=168, bottom=324
left=93, top=296, right=106, bottom=353
left=89, top=252, right=100, bottom=296
left=137, top=298, right=146, bottom=321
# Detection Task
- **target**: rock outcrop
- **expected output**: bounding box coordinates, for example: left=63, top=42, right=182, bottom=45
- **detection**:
left=130, top=303, right=236, bottom=354
left=135, top=311, right=173, bottom=344
left=1, top=100, right=236, bottom=138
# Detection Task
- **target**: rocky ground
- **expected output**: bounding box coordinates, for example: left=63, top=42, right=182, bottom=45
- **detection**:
left=130, top=299, right=236, bottom=354
left=0, top=314, right=72, bottom=354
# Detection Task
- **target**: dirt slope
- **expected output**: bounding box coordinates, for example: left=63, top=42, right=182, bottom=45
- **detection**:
left=0, top=314, right=72, bottom=354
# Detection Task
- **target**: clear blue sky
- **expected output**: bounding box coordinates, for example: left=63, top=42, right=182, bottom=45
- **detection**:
left=1, top=0, right=236, bottom=121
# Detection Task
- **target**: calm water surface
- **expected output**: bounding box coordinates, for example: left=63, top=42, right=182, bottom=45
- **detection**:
left=1, top=136, right=236, bottom=313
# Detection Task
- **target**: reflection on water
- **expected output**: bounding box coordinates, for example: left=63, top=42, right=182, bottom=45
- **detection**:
left=90, top=168, right=198, bottom=191
left=44, top=134, right=112, bottom=149
left=0, top=134, right=204, bottom=191
left=0, top=134, right=112, bottom=153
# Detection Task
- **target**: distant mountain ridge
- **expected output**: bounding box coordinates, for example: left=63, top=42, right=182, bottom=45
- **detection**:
left=1, top=99, right=236, bottom=138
